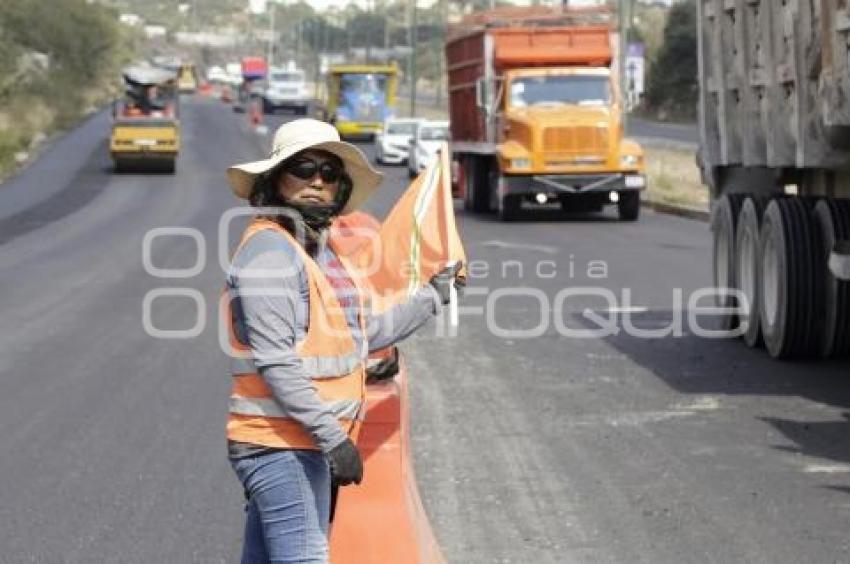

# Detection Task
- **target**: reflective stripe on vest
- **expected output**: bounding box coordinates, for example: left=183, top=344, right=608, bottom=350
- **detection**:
left=231, top=352, right=363, bottom=379
left=229, top=396, right=363, bottom=420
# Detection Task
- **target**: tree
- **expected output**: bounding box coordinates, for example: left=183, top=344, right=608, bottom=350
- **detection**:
left=643, top=0, right=697, bottom=121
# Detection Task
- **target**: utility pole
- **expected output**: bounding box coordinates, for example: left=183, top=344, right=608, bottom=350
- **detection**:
left=436, top=0, right=448, bottom=107
left=409, top=0, right=418, bottom=117
left=382, top=0, right=390, bottom=56
left=365, top=0, right=374, bottom=64
left=618, top=0, right=628, bottom=130
left=267, top=2, right=276, bottom=69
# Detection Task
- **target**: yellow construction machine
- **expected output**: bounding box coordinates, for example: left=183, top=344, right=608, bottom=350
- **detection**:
left=110, top=66, right=180, bottom=173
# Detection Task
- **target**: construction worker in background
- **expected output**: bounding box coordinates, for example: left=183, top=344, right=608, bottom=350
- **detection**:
left=224, top=119, right=462, bottom=563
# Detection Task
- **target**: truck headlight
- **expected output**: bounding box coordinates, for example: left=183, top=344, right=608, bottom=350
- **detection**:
left=621, top=154, right=641, bottom=167
left=511, top=158, right=530, bottom=169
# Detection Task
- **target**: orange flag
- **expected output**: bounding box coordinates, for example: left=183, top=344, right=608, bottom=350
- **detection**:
left=336, top=143, right=467, bottom=315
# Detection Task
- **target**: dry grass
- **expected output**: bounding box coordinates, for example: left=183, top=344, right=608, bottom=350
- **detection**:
left=642, top=144, right=709, bottom=209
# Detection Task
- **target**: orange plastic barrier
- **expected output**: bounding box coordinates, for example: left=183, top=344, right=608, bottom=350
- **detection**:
left=329, top=361, right=445, bottom=563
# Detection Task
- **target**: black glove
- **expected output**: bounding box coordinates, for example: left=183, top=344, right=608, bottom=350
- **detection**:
left=366, top=347, right=400, bottom=384
left=327, top=438, right=363, bottom=486
left=428, top=262, right=464, bottom=305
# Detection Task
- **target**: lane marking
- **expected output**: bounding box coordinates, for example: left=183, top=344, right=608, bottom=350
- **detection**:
left=674, top=396, right=721, bottom=411
left=603, top=306, right=649, bottom=314
left=480, top=240, right=559, bottom=255
left=803, top=464, right=850, bottom=474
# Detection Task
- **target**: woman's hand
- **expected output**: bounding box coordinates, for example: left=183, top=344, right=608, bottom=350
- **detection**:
left=428, top=262, right=465, bottom=305
left=327, top=438, right=363, bottom=485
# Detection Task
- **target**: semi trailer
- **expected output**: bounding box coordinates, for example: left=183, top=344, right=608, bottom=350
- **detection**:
left=698, top=0, right=850, bottom=358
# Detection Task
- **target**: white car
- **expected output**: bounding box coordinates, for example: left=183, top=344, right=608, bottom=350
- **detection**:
left=262, top=68, right=310, bottom=115
left=374, top=118, right=422, bottom=165
left=407, top=120, right=450, bottom=178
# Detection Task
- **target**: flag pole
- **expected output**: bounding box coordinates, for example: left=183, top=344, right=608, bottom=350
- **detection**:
left=439, top=142, right=460, bottom=328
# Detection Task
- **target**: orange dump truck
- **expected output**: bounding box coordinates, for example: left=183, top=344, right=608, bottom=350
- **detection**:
left=446, top=7, right=645, bottom=221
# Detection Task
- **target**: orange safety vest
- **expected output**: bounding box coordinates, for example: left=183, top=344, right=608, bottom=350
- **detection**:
left=226, top=218, right=368, bottom=449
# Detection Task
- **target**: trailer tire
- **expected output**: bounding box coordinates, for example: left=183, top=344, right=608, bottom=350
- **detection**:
left=813, top=199, right=850, bottom=357
left=463, top=157, right=490, bottom=213
left=711, top=194, right=746, bottom=331
left=759, top=198, right=824, bottom=358
left=617, top=191, right=640, bottom=221
left=735, top=197, right=766, bottom=348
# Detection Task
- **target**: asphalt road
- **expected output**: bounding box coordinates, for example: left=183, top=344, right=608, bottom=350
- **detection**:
left=1, top=99, right=849, bottom=563
left=626, top=116, right=698, bottom=146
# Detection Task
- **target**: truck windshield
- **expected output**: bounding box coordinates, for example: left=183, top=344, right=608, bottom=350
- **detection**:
left=339, top=73, right=388, bottom=95
left=419, top=126, right=449, bottom=141
left=509, top=75, right=610, bottom=107
left=337, top=73, right=390, bottom=122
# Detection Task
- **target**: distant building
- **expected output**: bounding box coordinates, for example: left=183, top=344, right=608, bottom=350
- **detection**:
left=173, top=31, right=239, bottom=48
left=119, top=13, right=142, bottom=27
left=143, top=25, right=167, bottom=39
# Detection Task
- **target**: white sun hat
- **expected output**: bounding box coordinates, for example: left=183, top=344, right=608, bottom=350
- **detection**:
left=226, top=118, right=383, bottom=214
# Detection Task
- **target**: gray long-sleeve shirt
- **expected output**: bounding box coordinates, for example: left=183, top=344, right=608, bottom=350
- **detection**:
left=227, top=228, right=439, bottom=456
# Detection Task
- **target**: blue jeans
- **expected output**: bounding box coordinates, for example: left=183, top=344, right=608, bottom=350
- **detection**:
left=231, top=449, right=331, bottom=564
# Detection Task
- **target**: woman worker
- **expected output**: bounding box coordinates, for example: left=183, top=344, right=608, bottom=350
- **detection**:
left=224, top=119, right=459, bottom=563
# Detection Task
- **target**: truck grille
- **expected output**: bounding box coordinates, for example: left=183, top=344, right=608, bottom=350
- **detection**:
left=543, top=126, right=608, bottom=155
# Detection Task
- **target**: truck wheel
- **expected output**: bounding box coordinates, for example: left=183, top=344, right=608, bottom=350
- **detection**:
left=498, top=195, right=519, bottom=221
left=759, top=198, right=824, bottom=358
left=462, top=158, right=475, bottom=211
left=735, top=197, right=766, bottom=348
left=813, top=199, right=850, bottom=357
left=711, top=194, right=746, bottom=331
left=472, top=157, right=491, bottom=213
left=617, top=191, right=640, bottom=221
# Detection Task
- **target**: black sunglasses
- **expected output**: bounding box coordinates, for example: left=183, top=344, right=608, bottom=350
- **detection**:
left=284, top=158, right=343, bottom=183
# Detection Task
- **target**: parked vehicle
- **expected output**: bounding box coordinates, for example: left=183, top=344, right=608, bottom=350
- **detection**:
left=446, top=6, right=645, bottom=221
left=326, top=64, right=398, bottom=139
left=262, top=67, right=310, bottom=115
left=697, top=1, right=850, bottom=359
left=408, top=121, right=450, bottom=178
left=375, top=118, right=423, bottom=165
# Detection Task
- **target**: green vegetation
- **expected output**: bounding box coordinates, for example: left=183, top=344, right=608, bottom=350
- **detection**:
left=0, top=0, right=133, bottom=179
left=642, top=0, right=698, bottom=121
